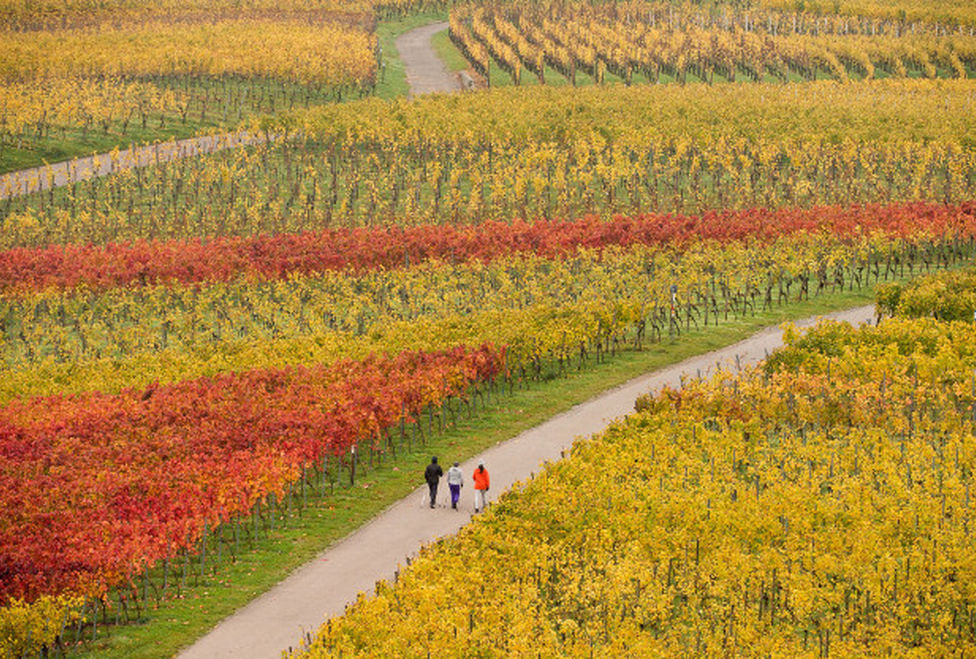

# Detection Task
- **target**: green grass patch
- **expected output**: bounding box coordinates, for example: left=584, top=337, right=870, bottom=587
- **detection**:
left=69, top=284, right=884, bottom=659
left=431, top=28, right=468, bottom=75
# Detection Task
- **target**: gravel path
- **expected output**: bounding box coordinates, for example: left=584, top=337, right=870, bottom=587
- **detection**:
left=177, top=305, right=875, bottom=659
left=0, top=131, right=259, bottom=200
left=395, top=21, right=459, bottom=97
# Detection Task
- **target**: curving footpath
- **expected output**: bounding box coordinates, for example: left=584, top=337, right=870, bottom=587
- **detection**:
left=176, top=305, right=875, bottom=659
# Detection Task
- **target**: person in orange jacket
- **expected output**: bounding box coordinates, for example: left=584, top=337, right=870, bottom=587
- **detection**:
left=472, top=461, right=490, bottom=512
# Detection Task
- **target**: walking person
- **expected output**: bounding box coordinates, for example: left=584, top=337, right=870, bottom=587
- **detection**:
left=473, top=461, right=490, bottom=513
left=447, top=461, right=463, bottom=510
left=424, top=456, right=443, bottom=509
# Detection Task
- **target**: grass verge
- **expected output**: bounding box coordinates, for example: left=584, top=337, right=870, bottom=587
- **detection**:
left=430, top=27, right=469, bottom=75
left=70, top=286, right=881, bottom=659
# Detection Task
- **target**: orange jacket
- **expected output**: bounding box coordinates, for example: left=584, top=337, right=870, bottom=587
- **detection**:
left=473, top=467, right=490, bottom=490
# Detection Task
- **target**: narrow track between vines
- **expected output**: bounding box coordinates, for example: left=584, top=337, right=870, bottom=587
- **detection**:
left=177, top=305, right=875, bottom=659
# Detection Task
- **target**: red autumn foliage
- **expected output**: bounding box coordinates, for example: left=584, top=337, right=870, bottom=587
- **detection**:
left=0, top=345, right=503, bottom=604
left=2, top=201, right=973, bottom=294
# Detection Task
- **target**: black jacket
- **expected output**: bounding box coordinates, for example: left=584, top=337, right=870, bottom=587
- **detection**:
left=424, top=461, right=443, bottom=485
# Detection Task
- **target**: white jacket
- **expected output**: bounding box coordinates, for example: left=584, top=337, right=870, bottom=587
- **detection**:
left=447, top=466, right=464, bottom=486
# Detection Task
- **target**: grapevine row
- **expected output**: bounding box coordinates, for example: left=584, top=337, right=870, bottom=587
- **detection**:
left=450, top=3, right=976, bottom=87
left=293, top=284, right=976, bottom=656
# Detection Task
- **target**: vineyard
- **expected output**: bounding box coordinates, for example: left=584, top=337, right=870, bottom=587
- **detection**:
left=2, top=0, right=976, bottom=657
left=449, top=1, right=976, bottom=87
left=5, top=80, right=976, bottom=245
left=3, top=199, right=976, bottom=655
left=0, top=202, right=972, bottom=399
left=295, top=291, right=976, bottom=656
left=0, top=0, right=381, bottom=174
left=878, top=265, right=976, bottom=321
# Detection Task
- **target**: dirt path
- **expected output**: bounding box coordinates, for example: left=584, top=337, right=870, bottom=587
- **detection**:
left=395, top=21, right=459, bottom=97
left=0, top=131, right=259, bottom=200
left=176, top=305, right=875, bottom=659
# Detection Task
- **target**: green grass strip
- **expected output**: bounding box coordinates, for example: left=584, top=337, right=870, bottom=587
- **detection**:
left=430, top=26, right=469, bottom=76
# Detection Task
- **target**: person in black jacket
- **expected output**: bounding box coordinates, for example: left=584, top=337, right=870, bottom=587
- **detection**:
left=424, top=456, right=443, bottom=509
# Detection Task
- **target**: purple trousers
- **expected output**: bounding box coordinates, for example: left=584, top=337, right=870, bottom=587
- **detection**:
left=449, top=484, right=461, bottom=507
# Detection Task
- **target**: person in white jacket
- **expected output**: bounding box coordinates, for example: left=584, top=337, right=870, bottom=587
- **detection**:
left=447, top=462, right=464, bottom=510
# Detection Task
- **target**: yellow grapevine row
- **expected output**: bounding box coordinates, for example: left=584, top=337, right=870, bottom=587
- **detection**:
left=469, top=8, right=522, bottom=85
left=451, top=3, right=976, bottom=86
left=290, top=79, right=976, bottom=147
left=0, top=595, right=83, bottom=659
left=0, top=240, right=837, bottom=368
left=876, top=265, right=976, bottom=321
left=0, top=78, right=188, bottom=139
left=0, top=302, right=630, bottom=405
left=539, top=1, right=976, bottom=35
left=0, top=19, right=376, bottom=86
left=0, top=230, right=961, bottom=400
left=757, top=0, right=976, bottom=28
left=448, top=13, right=490, bottom=79
left=0, top=0, right=374, bottom=30
left=7, top=133, right=974, bottom=247
left=0, top=16, right=376, bottom=152
left=293, top=313, right=976, bottom=657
